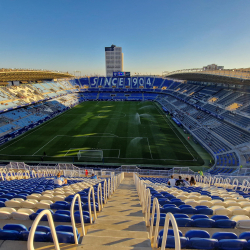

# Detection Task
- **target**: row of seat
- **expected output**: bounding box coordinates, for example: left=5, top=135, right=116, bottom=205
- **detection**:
left=0, top=224, right=80, bottom=243
left=157, top=229, right=250, bottom=250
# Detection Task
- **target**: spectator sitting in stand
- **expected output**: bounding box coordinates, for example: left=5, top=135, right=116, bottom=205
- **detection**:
left=190, top=176, right=196, bottom=186
left=90, top=173, right=97, bottom=180
left=176, top=176, right=184, bottom=186
left=54, top=172, right=67, bottom=185
left=184, top=177, right=190, bottom=187
left=167, top=175, right=176, bottom=187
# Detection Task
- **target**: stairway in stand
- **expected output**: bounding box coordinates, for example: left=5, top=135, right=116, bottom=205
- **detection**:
left=80, top=177, right=152, bottom=250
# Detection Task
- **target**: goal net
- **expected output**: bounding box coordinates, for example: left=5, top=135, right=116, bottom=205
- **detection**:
left=77, top=150, right=103, bottom=162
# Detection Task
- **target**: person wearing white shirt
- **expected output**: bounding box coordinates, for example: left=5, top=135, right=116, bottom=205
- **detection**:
left=168, top=175, right=176, bottom=187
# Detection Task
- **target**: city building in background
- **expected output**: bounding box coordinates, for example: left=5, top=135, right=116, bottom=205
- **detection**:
left=105, top=45, right=123, bottom=77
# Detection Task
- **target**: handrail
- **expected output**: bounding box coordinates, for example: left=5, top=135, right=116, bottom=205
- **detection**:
left=145, top=188, right=151, bottom=226
left=70, top=194, right=85, bottom=244
left=141, top=182, right=147, bottom=213
left=149, top=198, right=161, bottom=248
left=88, top=186, right=97, bottom=223
left=107, top=178, right=111, bottom=198
left=97, top=182, right=103, bottom=211
left=160, top=213, right=181, bottom=250
left=27, top=209, right=60, bottom=250
left=232, top=178, right=239, bottom=191
left=103, top=179, right=108, bottom=204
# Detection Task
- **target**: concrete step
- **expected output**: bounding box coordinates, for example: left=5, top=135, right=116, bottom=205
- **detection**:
left=97, top=214, right=144, bottom=221
left=78, top=245, right=152, bottom=250
left=81, top=235, right=151, bottom=248
left=90, top=218, right=147, bottom=231
left=86, top=229, right=148, bottom=238
left=99, top=210, right=144, bottom=217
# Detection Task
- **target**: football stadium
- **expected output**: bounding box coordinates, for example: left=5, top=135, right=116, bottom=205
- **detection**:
left=1, top=1, right=250, bottom=250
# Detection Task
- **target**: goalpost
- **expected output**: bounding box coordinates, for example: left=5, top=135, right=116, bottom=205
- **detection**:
left=77, top=150, right=103, bottom=162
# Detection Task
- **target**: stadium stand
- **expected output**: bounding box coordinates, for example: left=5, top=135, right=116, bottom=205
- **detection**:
left=0, top=76, right=249, bottom=173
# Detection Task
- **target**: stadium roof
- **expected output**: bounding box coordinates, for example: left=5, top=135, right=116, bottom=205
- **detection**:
left=165, top=68, right=250, bottom=85
left=0, top=69, right=73, bottom=82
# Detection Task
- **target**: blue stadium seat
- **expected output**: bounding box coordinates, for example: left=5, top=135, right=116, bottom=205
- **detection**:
left=160, top=207, right=180, bottom=214
left=180, top=207, right=198, bottom=214
left=157, top=236, right=189, bottom=248
left=217, top=239, right=247, bottom=250
left=3, top=224, right=27, bottom=232
left=28, top=225, right=51, bottom=233
left=197, top=208, right=213, bottom=215
left=212, top=232, right=238, bottom=240
left=53, top=214, right=71, bottom=222
left=239, top=232, right=250, bottom=241
left=188, top=238, right=218, bottom=250
left=21, top=231, right=50, bottom=242
left=192, top=219, right=215, bottom=228
left=175, top=218, right=193, bottom=227
left=185, top=230, right=210, bottom=239
left=211, top=215, right=229, bottom=221
left=158, top=229, right=183, bottom=237
left=214, top=219, right=236, bottom=229
left=191, top=215, right=209, bottom=220
left=0, top=229, right=21, bottom=240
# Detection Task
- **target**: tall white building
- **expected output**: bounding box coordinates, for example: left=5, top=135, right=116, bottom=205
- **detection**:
left=105, top=44, right=123, bottom=77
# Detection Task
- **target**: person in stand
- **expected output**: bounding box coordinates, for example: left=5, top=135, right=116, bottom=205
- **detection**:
left=54, top=172, right=67, bottom=185
left=85, top=169, right=88, bottom=177
left=184, top=177, right=190, bottom=187
left=167, top=175, right=176, bottom=187
left=176, top=176, right=184, bottom=186
left=198, top=170, right=203, bottom=177
left=90, top=173, right=97, bottom=180
left=190, top=176, right=196, bottom=186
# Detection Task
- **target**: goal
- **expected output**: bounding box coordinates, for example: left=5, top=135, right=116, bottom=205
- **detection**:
left=77, top=150, right=103, bottom=162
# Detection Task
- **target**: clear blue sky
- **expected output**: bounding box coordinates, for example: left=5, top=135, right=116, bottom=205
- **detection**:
left=0, top=0, right=250, bottom=75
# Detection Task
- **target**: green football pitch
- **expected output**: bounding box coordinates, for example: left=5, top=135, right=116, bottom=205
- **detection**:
left=0, top=101, right=206, bottom=167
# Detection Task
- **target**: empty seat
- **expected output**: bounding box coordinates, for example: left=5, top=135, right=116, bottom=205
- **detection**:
left=239, top=232, right=250, bottom=241
left=212, top=232, right=238, bottom=240
left=12, top=208, right=34, bottom=220
left=191, top=215, right=209, bottom=220
left=199, top=201, right=213, bottom=207
left=21, top=231, right=50, bottom=242
left=5, top=200, right=21, bottom=208
left=192, top=218, right=215, bottom=228
left=21, top=199, right=38, bottom=209
left=214, top=219, right=236, bottom=229
left=185, top=230, right=210, bottom=239
left=214, top=208, right=232, bottom=216
left=157, top=236, right=189, bottom=248
left=188, top=238, right=218, bottom=250
left=217, top=239, right=247, bottom=250
left=175, top=218, right=193, bottom=227
left=231, top=215, right=250, bottom=222
left=236, top=220, right=250, bottom=229
left=197, top=208, right=213, bottom=215
left=36, top=200, right=53, bottom=209
left=211, top=215, right=229, bottom=221
left=0, top=207, right=16, bottom=220
left=180, top=208, right=197, bottom=214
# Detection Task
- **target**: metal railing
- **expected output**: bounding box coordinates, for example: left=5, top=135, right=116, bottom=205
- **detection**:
left=28, top=209, right=60, bottom=250
left=134, top=173, right=181, bottom=249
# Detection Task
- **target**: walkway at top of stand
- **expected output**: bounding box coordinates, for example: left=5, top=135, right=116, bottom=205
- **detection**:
left=80, top=177, right=152, bottom=250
